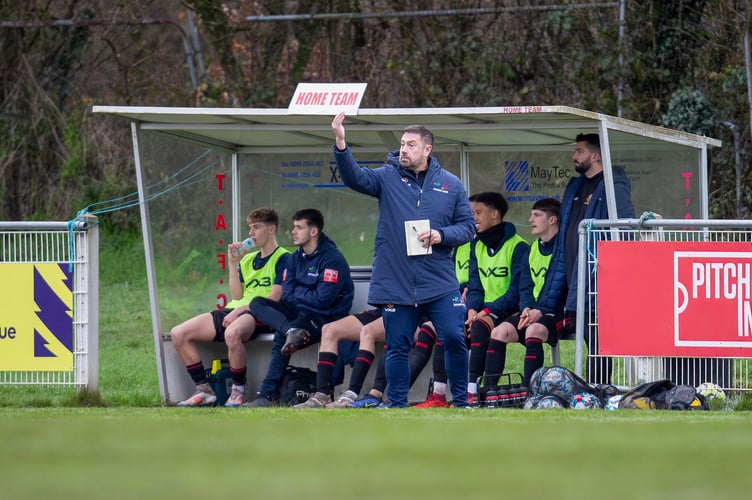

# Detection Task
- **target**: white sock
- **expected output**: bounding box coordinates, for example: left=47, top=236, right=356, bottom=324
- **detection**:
left=433, top=382, right=447, bottom=396
left=468, top=382, right=478, bottom=394
left=232, top=384, right=245, bottom=393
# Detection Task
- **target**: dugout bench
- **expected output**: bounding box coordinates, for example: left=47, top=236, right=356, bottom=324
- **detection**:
left=161, top=267, right=440, bottom=405
left=162, top=266, right=570, bottom=405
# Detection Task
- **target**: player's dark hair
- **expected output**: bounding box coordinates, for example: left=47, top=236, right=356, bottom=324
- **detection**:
left=468, top=192, right=509, bottom=218
left=532, top=198, right=561, bottom=219
left=292, top=208, right=324, bottom=231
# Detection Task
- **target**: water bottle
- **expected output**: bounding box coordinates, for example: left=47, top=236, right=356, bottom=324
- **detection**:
left=231, top=238, right=254, bottom=257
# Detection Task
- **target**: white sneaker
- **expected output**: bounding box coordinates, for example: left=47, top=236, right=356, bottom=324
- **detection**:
left=293, top=391, right=332, bottom=408
left=224, top=386, right=246, bottom=407
left=177, top=383, right=217, bottom=407
left=325, top=390, right=358, bottom=408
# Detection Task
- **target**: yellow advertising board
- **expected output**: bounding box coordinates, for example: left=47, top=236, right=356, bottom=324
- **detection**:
left=0, top=263, right=73, bottom=371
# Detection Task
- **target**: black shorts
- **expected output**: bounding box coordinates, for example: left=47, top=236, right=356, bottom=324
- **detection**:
left=469, top=311, right=512, bottom=330
left=352, top=309, right=429, bottom=326
left=353, top=308, right=382, bottom=326
left=486, top=311, right=512, bottom=328
left=209, top=308, right=272, bottom=342
left=508, top=312, right=573, bottom=346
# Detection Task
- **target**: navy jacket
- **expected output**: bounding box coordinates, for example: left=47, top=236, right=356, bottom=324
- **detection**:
left=334, top=146, right=475, bottom=306
left=538, top=166, right=634, bottom=314
left=283, top=232, right=354, bottom=320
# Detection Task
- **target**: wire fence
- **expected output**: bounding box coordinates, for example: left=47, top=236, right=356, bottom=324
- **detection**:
left=576, top=217, right=752, bottom=394
left=0, top=219, right=98, bottom=391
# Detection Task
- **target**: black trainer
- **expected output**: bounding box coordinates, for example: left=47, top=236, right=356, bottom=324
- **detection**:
left=281, top=328, right=310, bottom=356
left=241, top=394, right=273, bottom=408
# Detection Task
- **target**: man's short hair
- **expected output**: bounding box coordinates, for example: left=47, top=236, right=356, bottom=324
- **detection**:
left=576, top=133, right=601, bottom=154
left=403, top=125, right=435, bottom=147
left=468, top=192, right=509, bottom=218
left=247, top=207, right=280, bottom=227
left=292, top=208, right=324, bottom=231
left=532, top=198, right=561, bottom=219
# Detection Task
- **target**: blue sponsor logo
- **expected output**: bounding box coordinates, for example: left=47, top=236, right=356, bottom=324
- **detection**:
left=505, top=160, right=529, bottom=192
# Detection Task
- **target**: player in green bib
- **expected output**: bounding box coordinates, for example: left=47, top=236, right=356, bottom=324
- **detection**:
left=484, top=198, right=561, bottom=387
left=463, top=192, right=533, bottom=404
left=172, top=208, right=290, bottom=407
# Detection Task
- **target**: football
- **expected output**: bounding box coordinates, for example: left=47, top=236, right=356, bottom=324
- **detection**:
left=527, top=367, right=546, bottom=397
left=539, top=366, right=577, bottom=400
left=534, top=395, right=568, bottom=409
left=696, top=382, right=725, bottom=401
left=604, top=394, right=623, bottom=411
left=569, top=391, right=602, bottom=410
left=522, top=395, right=542, bottom=410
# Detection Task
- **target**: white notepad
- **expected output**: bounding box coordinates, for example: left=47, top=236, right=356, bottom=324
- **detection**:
left=405, top=219, right=432, bottom=256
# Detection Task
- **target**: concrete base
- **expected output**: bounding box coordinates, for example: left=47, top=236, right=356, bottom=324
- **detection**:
left=161, top=335, right=437, bottom=405
left=161, top=267, right=439, bottom=405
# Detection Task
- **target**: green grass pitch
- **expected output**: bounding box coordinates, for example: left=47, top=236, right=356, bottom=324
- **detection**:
left=1, top=407, right=751, bottom=499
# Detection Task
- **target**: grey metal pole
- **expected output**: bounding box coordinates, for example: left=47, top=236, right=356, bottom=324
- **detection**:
left=83, top=214, right=100, bottom=393
left=574, top=221, right=588, bottom=378
left=617, top=0, right=626, bottom=118
left=131, top=122, right=169, bottom=404
left=187, top=10, right=206, bottom=78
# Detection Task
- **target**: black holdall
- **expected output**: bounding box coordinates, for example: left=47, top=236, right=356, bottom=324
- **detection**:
left=277, top=365, right=318, bottom=406
left=206, top=359, right=232, bottom=406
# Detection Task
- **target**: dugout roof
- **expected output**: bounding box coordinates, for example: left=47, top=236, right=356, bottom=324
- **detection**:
left=94, top=104, right=720, bottom=152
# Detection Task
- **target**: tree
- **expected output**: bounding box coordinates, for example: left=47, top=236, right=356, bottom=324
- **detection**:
left=1, top=0, right=750, bottom=220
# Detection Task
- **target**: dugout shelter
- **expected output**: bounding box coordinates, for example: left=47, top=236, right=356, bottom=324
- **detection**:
left=93, top=104, right=721, bottom=404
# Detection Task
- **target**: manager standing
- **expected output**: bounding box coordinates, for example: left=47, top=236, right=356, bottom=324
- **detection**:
left=331, top=112, right=475, bottom=408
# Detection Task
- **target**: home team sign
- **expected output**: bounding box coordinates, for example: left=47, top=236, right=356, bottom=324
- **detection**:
left=288, top=82, right=367, bottom=115
left=598, top=241, right=752, bottom=358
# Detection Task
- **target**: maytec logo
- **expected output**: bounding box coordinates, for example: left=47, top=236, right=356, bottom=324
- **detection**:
left=505, top=160, right=529, bottom=192
left=383, top=304, right=396, bottom=313
left=452, top=295, right=465, bottom=307
left=432, top=181, right=449, bottom=193
left=307, top=265, right=319, bottom=278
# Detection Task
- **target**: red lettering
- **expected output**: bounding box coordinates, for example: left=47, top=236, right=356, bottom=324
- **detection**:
left=328, top=92, right=359, bottom=106
left=217, top=253, right=226, bottom=270
left=215, top=173, right=226, bottom=191
left=681, top=171, right=693, bottom=191
left=216, top=293, right=227, bottom=309
left=300, top=92, right=328, bottom=105
left=215, top=213, right=227, bottom=231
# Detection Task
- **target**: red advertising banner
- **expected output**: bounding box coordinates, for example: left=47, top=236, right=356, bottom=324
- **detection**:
left=598, top=241, right=752, bottom=357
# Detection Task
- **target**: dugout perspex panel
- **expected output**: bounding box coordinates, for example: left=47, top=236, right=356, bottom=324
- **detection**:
left=93, top=104, right=721, bottom=403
